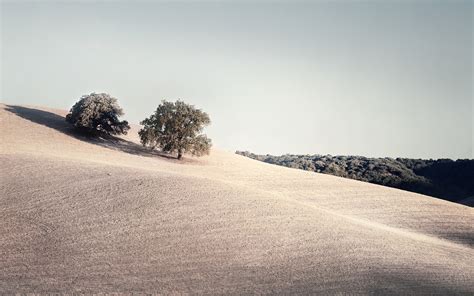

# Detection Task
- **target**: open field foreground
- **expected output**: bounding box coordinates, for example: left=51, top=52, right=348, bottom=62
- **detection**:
left=1, top=104, right=473, bottom=294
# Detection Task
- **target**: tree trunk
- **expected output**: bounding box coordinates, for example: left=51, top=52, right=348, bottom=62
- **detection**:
left=177, top=149, right=183, bottom=160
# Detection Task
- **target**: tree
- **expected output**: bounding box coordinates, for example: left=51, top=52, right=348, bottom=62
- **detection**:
left=139, top=100, right=212, bottom=159
left=66, top=93, right=130, bottom=136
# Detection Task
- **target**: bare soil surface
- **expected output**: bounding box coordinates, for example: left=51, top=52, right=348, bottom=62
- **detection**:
left=1, top=104, right=473, bottom=294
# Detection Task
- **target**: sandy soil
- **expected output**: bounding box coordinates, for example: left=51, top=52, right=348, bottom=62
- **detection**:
left=1, top=104, right=473, bottom=294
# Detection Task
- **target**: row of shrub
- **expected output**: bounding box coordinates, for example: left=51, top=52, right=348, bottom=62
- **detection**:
left=236, top=151, right=474, bottom=204
left=66, top=93, right=212, bottom=159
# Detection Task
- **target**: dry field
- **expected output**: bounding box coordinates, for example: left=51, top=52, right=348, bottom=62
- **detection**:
left=0, top=104, right=473, bottom=294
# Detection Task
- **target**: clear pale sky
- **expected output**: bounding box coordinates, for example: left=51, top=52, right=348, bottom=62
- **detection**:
left=1, top=1, right=472, bottom=159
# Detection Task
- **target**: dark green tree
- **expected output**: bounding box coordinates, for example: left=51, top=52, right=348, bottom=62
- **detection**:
left=66, top=93, right=130, bottom=136
left=139, top=100, right=212, bottom=159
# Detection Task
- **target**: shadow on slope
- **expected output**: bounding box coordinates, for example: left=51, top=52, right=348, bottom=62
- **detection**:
left=5, top=105, right=184, bottom=161
left=367, top=270, right=474, bottom=295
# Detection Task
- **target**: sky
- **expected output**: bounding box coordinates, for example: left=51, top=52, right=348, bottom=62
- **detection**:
left=1, top=1, right=472, bottom=159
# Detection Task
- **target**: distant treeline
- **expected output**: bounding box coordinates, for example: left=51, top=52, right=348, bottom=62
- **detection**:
left=236, top=151, right=474, bottom=205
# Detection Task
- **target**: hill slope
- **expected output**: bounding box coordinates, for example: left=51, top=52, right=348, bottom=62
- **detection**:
left=235, top=151, right=474, bottom=204
left=1, top=104, right=473, bottom=294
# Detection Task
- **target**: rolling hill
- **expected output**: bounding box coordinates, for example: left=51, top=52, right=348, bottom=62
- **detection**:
left=0, top=104, right=473, bottom=294
left=235, top=151, right=474, bottom=205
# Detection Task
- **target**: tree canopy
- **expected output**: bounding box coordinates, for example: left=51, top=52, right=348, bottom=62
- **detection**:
left=66, top=93, right=130, bottom=136
left=139, top=100, right=211, bottom=159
